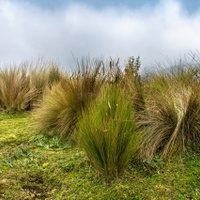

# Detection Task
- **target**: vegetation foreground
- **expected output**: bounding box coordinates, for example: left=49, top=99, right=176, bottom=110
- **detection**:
left=0, top=56, right=200, bottom=199
left=0, top=113, right=199, bottom=199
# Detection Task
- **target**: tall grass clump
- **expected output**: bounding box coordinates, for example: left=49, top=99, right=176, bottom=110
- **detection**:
left=0, top=64, right=36, bottom=112
left=140, top=63, right=200, bottom=160
left=29, top=61, right=62, bottom=109
left=33, top=59, right=105, bottom=139
left=0, top=60, right=62, bottom=112
left=78, top=85, right=139, bottom=181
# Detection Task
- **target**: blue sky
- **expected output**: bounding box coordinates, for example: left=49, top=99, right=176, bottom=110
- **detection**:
left=12, top=0, right=200, bottom=12
left=1, top=0, right=200, bottom=69
left=15, top=0, right=158, bottom=9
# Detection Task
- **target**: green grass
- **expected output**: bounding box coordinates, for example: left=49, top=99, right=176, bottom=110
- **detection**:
left=0, top=113, right=199, bottom=199
left=78, top=85, right=139, bottom=180
left=33, top=62, right=105, bottom=139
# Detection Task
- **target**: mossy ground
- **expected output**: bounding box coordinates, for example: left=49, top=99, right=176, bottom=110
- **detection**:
left=0, top=113, right=199, bottom=200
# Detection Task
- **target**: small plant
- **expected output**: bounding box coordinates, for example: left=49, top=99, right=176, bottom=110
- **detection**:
left=142, top=156, right=165, bottom=174
left=29, top=134, right=71, bottom=150
left=0, top=145, right=34, bottom=168
left=78, top=85, right=140, bottom=181
left=122, top=56, right=145, bottom=113
left=125, top=56, right=141, bottom=78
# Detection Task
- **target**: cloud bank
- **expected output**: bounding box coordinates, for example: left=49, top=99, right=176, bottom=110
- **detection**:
left=0, top=0, right=200, bottom=69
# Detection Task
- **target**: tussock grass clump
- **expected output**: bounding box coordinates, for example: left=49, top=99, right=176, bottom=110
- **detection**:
left=0, top=65, right=36, bottom=112
left=33, top=60, right=105, bottom=138
left=33, top=78, right=85, bottom=138
left=140, top=64, right=200, bottom=160
left=29, top=62, right=62, bottom=109
left=0, top=61, right=62, bottom=112
left=78, top=85, right=139, bottom=180
left=29, top=62, right=62, bottom=93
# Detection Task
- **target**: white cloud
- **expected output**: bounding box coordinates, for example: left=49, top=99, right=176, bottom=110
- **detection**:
left=0, top=0, right=200, bottom=70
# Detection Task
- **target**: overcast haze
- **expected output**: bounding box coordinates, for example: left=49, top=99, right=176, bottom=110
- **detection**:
left=1, top=0, right=200, bottom=69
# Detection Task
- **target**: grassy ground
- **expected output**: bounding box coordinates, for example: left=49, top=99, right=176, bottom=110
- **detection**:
left=0, top=113, right=199, bottom=200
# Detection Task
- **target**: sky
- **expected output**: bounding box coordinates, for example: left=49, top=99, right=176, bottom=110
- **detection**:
left=1, top=0, right=200, bottom=70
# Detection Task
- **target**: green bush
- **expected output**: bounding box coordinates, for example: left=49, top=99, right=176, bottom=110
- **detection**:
left=78, top=85, right=139, bottom=181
